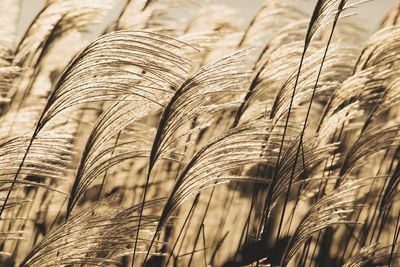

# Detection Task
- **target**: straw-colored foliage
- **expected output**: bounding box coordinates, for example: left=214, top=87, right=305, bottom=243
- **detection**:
left=0, top=0, right=398, bottom=266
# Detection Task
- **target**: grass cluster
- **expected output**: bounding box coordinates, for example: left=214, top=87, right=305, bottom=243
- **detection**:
left=0, top=0, right=399, bottom=266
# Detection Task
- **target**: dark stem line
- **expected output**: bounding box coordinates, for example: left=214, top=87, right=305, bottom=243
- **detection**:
left=201, top=224, right=207, bottom=267
left=0, top=127, right=39, bottom=219
left=258, top=46, right=307, bottom=242
left=187, top=188, right=214, bottom=267
left=165, top=194, right=200, bottom=266
left=389, top=210, right=400, bottom=266
left=276, top=8, right=339, bottom=246
left=132, top=170, right=152, bottom=267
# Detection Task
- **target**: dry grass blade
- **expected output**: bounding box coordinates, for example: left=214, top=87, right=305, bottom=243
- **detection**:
left=14, top=0, right=113, bottom=69
left=380, top=158, right=400, bottom=213
left=237, top=0, right=306, bottom=49
left=67, top=101, right=157, bottom=215
left=156, top=121, right=278, bottom=230
left=343, top=243, right=400, bottom=267
left=0, top=131, right=73, bottom=194
left=268, top=137, right=337, bottom=214
left=281, top=179, right=364, bottom=266
left=340, top=123, right=400, bottom=177
left=37, top=30, right=192, bottom=129
left=20, top=198, right=162, bottom=267
left=147, top=50, right=249, bottom=173
left=304, top=0, right=346, bottom=50
left=355, top=26, right=400, bottom=71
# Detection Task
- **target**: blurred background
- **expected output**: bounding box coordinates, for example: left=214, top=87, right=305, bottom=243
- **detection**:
left=19, top=0, right=395, bottom=39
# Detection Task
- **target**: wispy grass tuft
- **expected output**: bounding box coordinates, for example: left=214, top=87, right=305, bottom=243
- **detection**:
left=0, top=0, right=398, bottom=266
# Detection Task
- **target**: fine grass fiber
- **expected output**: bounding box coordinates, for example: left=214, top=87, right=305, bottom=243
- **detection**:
left=0, top=0, right=399, bottom=266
